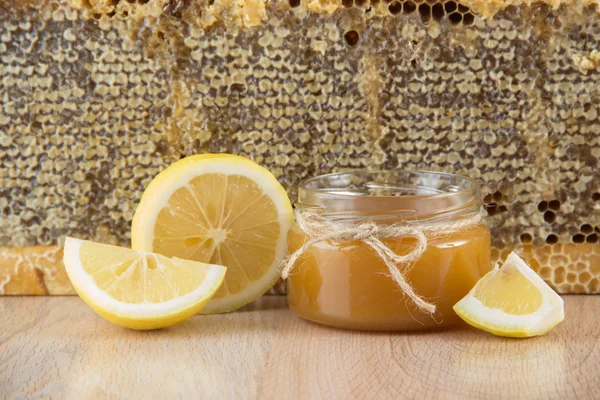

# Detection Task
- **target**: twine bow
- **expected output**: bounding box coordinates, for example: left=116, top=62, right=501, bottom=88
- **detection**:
left=281, top=210, right=484, bottom=315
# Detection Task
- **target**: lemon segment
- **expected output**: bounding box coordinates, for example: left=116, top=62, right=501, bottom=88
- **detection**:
left=64, top=237, right=227, bottom=330
left=453, top=251, right=564, bottom=338
left=131, top=154, right=293, bottom=314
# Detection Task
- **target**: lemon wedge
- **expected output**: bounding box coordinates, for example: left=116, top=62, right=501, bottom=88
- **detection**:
left=131, top=154, right=293, bottom=314
left=453, top=251, right=564, bottom=337
left=64, top=237, right=226, bottom=330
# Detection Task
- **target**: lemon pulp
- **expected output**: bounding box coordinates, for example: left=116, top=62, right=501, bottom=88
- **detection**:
left=473, top=265, right=544, bottom=315
left=131, top=154, right=293, bottom=313
left=64, top=237, right=226, bottom=330
left=453, top=251, right=564, bottom=337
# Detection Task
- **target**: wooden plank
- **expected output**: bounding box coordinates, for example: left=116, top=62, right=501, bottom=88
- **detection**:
left=0, top=296, right=599, bottom=399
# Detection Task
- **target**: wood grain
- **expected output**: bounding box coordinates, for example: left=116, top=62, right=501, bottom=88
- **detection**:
left=1, top=296, right=599, bottom=400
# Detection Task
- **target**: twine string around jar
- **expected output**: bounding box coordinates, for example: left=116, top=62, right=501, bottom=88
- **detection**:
left=281, top=210, right=484, bottom=315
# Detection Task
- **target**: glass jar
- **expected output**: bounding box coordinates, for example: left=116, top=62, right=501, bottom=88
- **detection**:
left=287, top=170, right=491, bottom=331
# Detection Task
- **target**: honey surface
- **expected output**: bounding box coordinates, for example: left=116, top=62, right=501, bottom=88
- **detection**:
left=287, top=224, right=491, bottom=331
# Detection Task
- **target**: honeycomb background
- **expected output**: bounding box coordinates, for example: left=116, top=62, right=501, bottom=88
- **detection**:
left=0, top=0, right=599, bottom=294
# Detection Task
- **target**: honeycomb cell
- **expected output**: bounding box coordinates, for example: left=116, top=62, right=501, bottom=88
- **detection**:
left=551, top=254, right=568, bottom=266
left=448, top=11, right=462, bottom=24
left=344, top=30, right=360, bottom=46
left=551, top=244, right=564, bottom=255
left=527, top=256, right=541, bottom=271
left=546, top=234, right=559, bottom=244
left=581, top=224, right=594, bottom=234
left=388, top=2, right=402, bottom=14
left=403, top=1, right=416, bottom=13
left=573, top=262, right=587, bottom=272
left=544, top=211, right=556, bottom=223
left=431, top=3, right=443, bottom=20
left=418, top=4, right=431, bottom=23
left=538, top=201, right=548, bottom=212
left=486, top=203, right=498, bottom=216
left=444, top=1, right=457, bottom=13
left=573, top=234, right=586, bottom=243
left=538, top=267, right=552, bottom=280
left=572, top=284, right=586, bottom=293
left=554, top=267, right=567, bottom=284
left=549, top=199, right=561, bottom=210
left=462, top=12, right=474, bottom=25
left=579, top=271, right=592, bottom=284
left=520, top=233, right=533, bottom=243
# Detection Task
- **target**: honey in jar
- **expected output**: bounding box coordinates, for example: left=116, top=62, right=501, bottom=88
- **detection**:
left=286, top=170, right=491, bottom=331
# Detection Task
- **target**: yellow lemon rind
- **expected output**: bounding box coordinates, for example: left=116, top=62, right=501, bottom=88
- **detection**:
left=453, top=252, right=565, bottom=338
left=64, top=237, right=227, bottom=330
left=454, top=298, right=564, bottom=338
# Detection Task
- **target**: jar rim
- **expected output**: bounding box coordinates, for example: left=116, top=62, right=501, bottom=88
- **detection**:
left=297, top=169, right=482, bottom=222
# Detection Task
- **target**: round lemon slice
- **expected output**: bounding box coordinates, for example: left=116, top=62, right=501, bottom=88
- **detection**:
left=131, top=154, right=293, bottom=314
left=64, top=237, right=226, bottom=330
left=453, top=251, right=564, bottom=338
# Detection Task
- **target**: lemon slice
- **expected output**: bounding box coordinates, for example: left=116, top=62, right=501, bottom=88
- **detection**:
left=131, top=154, right=293, bottom=314
left=64, top=237, right=226, bottom=330
left=453, top=251, right=564, bottom=337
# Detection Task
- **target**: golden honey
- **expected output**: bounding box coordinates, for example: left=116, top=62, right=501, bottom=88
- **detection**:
left=286, top=170, right=491, bottom=331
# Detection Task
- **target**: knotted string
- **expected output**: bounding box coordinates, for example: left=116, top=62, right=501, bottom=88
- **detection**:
left=281, top=210, right=484, bottom=315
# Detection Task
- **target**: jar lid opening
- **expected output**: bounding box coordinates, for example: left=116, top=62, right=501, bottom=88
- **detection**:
left=297, top=170, right=481, bottom=221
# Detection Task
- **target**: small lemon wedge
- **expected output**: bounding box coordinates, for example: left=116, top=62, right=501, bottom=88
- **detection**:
left=131, top=154, right=293, bottom=314
left=64, top=237, right=226, bottom=330
left=453, top=251, right=564, bottom=338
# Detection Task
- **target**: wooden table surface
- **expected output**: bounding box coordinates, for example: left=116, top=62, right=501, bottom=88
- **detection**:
left=1, top=296, right=599, bottom=400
